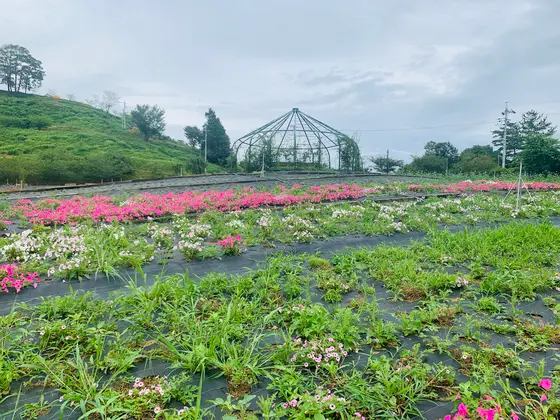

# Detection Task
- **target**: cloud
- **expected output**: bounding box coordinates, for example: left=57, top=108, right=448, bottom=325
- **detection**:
left=1, top=0, right=559, bottom=161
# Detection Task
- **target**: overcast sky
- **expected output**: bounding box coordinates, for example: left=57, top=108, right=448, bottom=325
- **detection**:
left=3, top=0, right=560, bottom=161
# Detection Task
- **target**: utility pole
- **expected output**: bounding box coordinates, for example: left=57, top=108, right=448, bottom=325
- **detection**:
left=501, top=101, right=515, bottom=168
left=122, top=100, right=126, bottom=130
left=204, top=126, right=208, bottom=174
left=386, top=149, right=389, bottom=174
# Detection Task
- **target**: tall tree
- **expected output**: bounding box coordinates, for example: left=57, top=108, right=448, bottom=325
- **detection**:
left=369, top=155, right=403, bottom=173
left=518, top=110, right=556, bottom=138
left=99, top=91, right=120, bottom=113
left=0, top=44, right=45, bottom=93
left=424, top=141, right=459, bottom=165
left=339, top=135, right=363, bottom=171
left=520, top=133, right=560, bottom=174
left=130, top=104, right=166, bottom=140
left=183, top=125, right=204, bottom=148
left=456, top=145, right=499, bottom=173
left=203, top=108, right=231, bottom=165
left=492, top=111, right=521, bottom=166
left=406, top=155, right=447, bottom=173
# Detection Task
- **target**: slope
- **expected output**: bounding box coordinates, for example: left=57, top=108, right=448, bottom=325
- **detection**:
left=0, top=90, right=204, bottom=184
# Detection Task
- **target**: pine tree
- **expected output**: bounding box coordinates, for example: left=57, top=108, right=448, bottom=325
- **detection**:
left=203, top=108, right=231, bottom=165
left=518, top=110, right=556, bottom=138
left=492, top=118, right=521, bottom=166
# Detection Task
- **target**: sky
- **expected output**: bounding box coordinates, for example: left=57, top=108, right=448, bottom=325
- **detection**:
left=2, top=0, right=560, bottom=162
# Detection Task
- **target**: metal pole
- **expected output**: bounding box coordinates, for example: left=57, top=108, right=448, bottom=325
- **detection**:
left=204, top=126, right=208, bottom=174
left=293, top=112, right=297, bottom=169
left=386, top=149, right=389, bottom=174
left=122, top=101, right=126, bottom=130
left=502, top=101, right=510, bottom=168
left=516, top=160, right=523, bottom=211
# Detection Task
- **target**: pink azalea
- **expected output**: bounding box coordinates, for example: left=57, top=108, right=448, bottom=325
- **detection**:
left=540, top=394, right=547, bottom=402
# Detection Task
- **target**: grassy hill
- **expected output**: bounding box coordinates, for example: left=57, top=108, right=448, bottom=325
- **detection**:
left=0, top=90, right=207, bottom=184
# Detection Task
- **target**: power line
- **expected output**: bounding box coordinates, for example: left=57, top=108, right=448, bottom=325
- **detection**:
left=338, top=120, right=495, bottom=132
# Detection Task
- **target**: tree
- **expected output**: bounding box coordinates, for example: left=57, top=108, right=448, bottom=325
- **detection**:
left=457, top=155, right=496, bottom=173
left=424, top=141, right=459, bottom=165
left=339, top=135, right=363, bottom=171
left=184, top=125, right=204, bottom=148
left=492, top=112, right=521, bottom=166
left=243, top=136, right=277, bottom=172
left=0, top=44, right=45, bottom=93
left=519, top=110, right=556, bottom=138
left=99, top=91, right=120, bottom=113
left=369, top=155, right=403, bottom=173
left=406, top=155, right=447, bottom=173
left=203, top=108, right=231, bottom=165
left=456, top=145, right=498, bottom=173
left=520, top=133, right=560, bottom=174
left=130, top=104, right=166, bottom=140
left=66, top=94, right=76, bottom=101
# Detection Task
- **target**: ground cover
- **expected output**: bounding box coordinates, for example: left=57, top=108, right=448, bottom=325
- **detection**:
left=0, top=222, right=559, bottom=419
left=1, top=191, right=560, bottom=287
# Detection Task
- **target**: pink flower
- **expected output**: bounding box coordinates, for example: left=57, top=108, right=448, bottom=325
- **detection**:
left=539, top=378, right=552, bottom=390
left=329, top=404, right=335, bottom=409
left=282, top=403, right=288, bottom=408
left=457, top=403, right=469, bottom=416
left=444, top=416, right=451, bottom=420
left=455, top=393, right=461, bottom=400
left=484, top=394, right=494, bottom=401
left=540, top=394, right=547, bottom=402
left=289, top=399, right=297, bottom=407
left=511, top=411, right=519, bottom=420
left=154, top=406, right=161, bottom=414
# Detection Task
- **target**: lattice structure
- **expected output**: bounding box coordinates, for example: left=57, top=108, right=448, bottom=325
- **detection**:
left=232, top=108, right=349, bottom=171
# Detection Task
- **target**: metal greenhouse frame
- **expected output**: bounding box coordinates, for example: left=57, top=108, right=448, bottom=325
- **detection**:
left=232, top=108, right=351, bottom=171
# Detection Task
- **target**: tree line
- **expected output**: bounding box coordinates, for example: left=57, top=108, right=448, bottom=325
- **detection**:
left=370, top=110, right=559, bottom=175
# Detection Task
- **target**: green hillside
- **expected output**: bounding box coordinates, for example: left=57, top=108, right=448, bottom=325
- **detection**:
left=0, top=90, right=202, bottom=184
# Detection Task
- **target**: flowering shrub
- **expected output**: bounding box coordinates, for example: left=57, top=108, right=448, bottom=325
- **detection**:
left=279, top=387, right=355, bottom=418
left=0, top=264, right=40, bottom=293
left=288, top=337, right=349, bottom=370
left=446, top=378, right=556, bottom=420
left=218, top=235, right=246, bottom=256
left=283, top=214, right=316, bottom=243
left=0, top=212, right=12, bottom=229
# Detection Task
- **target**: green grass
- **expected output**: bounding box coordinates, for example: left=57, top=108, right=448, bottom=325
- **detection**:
left=0, top=90, right=215, bottom=183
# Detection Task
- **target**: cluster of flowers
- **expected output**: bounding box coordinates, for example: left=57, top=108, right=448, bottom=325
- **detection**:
left=127, top=376, right=171, bottom=416
left=218, top=235, right=246, bottom=256
left=14, top=184, right=369, bottom=225
left=316, top=275, right=352, bottom=293
left=147, top=224, right=174, bottom=248
left=280, top=387, right=358, bottom=417
left=446, top=379, right=552, bottom=420
left=390, top=221, right=408, bottom=233
left=0, top=263, right=40, bottom=293
left=1, top=230, right=44, bottom=262
left=44, top=229, right=87, bottom=259
left=331, top=206, right=364, bottom=219
left=283, top=214, right=316, bottom=243
left=173, top=223, right=211, bottom=259
left=225, top=219, right=245, bottom=229
left=289, top=337, right=349, bottom=368
left=0, top=211, right=12, bottom=228
left=408, top=180, right=560, bottom=194
left=456, top=276, right=469, bottom=288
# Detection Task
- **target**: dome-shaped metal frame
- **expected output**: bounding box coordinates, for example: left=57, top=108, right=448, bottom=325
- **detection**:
left=232, top=108, right=349, bottom=170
